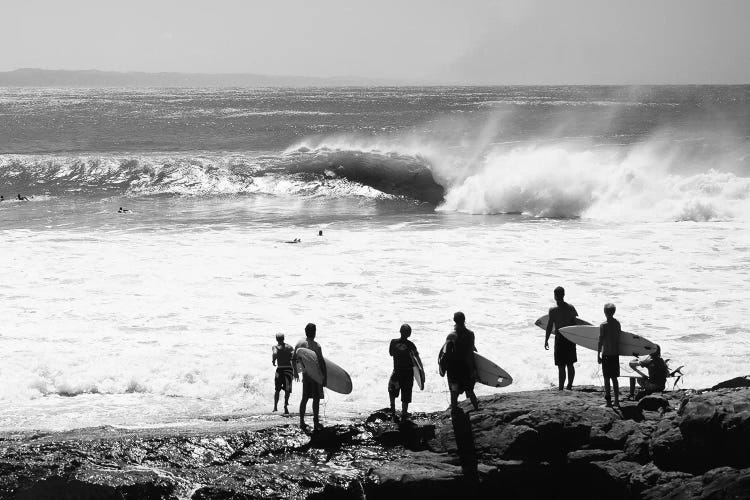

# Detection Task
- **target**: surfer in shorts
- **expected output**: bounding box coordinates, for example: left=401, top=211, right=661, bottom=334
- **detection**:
left=598, top=303, right=621, bottom=407
left=293, top=323, right=327, bottom=431
left=442, top=312, right=479, bottom=412
left=272, top=333, right=294, bottom=414
left=544, top=286, right=579, bottom=390
left=388, top=323, right=421, bottom=422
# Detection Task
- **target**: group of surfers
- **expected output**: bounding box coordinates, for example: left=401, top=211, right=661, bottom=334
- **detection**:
left=272, top=286, right=671, bottom=429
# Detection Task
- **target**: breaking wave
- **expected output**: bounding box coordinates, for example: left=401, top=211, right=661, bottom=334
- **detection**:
left=2, top=132, right=749, bottom=221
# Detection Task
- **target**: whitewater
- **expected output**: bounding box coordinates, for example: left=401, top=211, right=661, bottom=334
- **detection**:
left=0, top=86, right=748, bottom=430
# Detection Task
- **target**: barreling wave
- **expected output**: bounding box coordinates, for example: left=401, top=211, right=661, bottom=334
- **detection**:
left=0, top=151, right=443, bottom=203
left=2, top=130, right=749, bottom=221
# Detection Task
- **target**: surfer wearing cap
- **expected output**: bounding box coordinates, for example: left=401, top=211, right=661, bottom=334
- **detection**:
left=598, top=303, right=621, bottom=407
left=388, top=323, right=422, bottom=422
left=544, top=286, right=579, bottom=391
left=272, top=333, right=294, bottom=414
left=292, top=323, right=327, bottom=431
left=442, top=312, right=479, bottom=411
left=628, top=344, right=669, bottom=398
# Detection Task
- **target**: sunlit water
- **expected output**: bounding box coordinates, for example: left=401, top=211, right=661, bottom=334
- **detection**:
left=1, top=86, right=749, bottom=430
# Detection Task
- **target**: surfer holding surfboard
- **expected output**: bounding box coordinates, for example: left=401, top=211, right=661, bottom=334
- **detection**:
left=440, top=312, right=480, bottom=412
left=388, top=324, right=424, bottom=422
left=598, top=303, right=622, bottom=407
left=544, top=286, right=581, bottom=391
left=292, top=323, right=327, bottom=431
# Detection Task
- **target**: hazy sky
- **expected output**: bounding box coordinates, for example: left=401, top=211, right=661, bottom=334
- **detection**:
left=3, top=0, right=749, bottom=84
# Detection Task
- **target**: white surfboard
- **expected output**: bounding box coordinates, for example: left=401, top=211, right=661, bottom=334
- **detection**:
left=438, top=344, right=512, bottom=388
left=559, top=325, right=657, bottom=357
left=295, top=347, right=353, bottom=394
left=534, top=314, right=591, bottom=330
left=411, top=351, right=425, bottom=390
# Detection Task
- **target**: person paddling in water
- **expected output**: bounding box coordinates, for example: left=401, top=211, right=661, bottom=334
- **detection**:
left=272, top=333, right=294, bottom=414
left=293, top=323, right=327, bottom=431
left=388, top=323, right=421, bottom=422
left=598, top=303, right=621, bottom=407
left=441, top=312, right=479, bottom=411
left=544, top=286, right=579, bottom=390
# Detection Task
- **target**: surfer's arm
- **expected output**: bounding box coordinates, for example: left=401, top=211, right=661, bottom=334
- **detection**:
left=292, top=347, right=299, bottom=380
left=597, top=325, right=604, bottom=363
left=272, top=347, right=277, bottom=366
left=544, top=312, right=553, bottom=349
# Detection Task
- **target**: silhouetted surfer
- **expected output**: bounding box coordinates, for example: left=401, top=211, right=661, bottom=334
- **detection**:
left=441, top=312, right=479, bottom=411
left=118, top=207, right=131, bottom=213
left=272, top=333, right=294, bottom=414
left=544, top=286, right=579, bottom=390
left=388, top=323, right=421, bottom=422
left=17, top=194, right=29, bottom=201
left=293, top=323, right=327, bottom=431
left=598, top=303, right=621, bottom=407
left=629, top=344, right=669, bottom=399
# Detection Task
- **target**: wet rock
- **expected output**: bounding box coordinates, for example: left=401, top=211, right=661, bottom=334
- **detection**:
left=2, top=385, right=750, bottom=499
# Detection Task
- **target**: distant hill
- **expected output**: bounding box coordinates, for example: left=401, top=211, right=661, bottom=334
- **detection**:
left=0, top=68, right=401, bottom=87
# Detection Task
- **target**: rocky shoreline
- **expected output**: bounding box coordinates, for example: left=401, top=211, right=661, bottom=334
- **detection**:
left=1, top=377, right=748, bottom=499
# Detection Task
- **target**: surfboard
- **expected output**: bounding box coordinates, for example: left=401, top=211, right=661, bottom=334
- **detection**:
left=437, top=343, right=512, bottom=388
left=411, top=351, right=425, bottom=390
left=475, top=352, right=513, bottom=388
left=295, top=348, right=353, bottom=395
left=534, top=314, right=591, bottom=330
left=559, top=325, right=657, bottom=357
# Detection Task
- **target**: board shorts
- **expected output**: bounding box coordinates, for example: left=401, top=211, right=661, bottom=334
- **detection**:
left=554, top=334, right=577, bottom=366
left=388, top=368, right=414, bottom=404
left=636, top=378, right=665, bottom=393
left=447, top=364, right=475, bottom=395
left=301, top=374, right=324, bottom=400
left=275, top=366, right=293, bottom=393
left=602, top=355, right=620, bottom=378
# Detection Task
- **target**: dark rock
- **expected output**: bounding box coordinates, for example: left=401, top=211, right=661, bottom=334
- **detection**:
left=711, top=375, right=750, bottom=390
left=2, top=387, right=749, bottom=499
left=567, top=449, right=622, bottom=463
left=365, top=451, right=469, bottom=499
left=637, top=395, right=670, bottom=413
left=14, top=476, right=123, bottom=500
left=642, top=466, right=750, bottom=500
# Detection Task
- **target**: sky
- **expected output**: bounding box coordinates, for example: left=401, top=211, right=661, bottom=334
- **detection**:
left=2, top=0, right=749, bottom=84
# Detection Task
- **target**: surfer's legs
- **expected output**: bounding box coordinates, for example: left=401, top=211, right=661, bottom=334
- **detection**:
left=566, top=364, right=575, bottom=390
left=603, top=377, right=612, bottom=406
left=612, top=378, right=620, bottom=406
left=312, top=397, right=321, bottom=429
left=557, top=365, right=566, bottom=390
left=284, top=390, right=290, bottom=414
left=299, top=395, right=309, bottom=427
left=450, top=390, right=459, bottom=409
left=466, top=389, right=479, bottom=411
left=273, top=390, right=280, bottom=412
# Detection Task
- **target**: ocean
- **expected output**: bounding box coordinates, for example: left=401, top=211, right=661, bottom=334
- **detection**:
left=1, top=86, right=749, bottom=430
